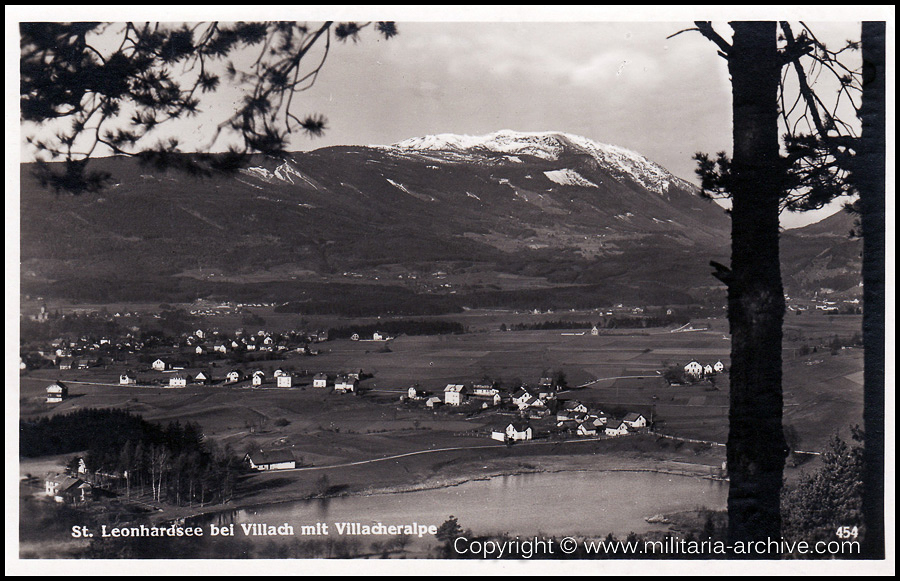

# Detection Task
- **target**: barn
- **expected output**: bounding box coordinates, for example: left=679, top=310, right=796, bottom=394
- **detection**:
left=244, top=449, right=297, bottom=471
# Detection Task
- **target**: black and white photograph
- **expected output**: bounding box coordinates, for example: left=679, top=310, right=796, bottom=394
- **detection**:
left=7, top=6, right=893, bottom=575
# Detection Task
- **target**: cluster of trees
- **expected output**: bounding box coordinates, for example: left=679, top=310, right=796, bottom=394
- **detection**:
left=21, top=409, right=243, bottom=506
left=781, top=431, right=864, bottom=550
left=502, top=313, right=690, bottom=332
left=20, top=311, right=125, bottom=344
left=796, top=332, right=864, bottom=357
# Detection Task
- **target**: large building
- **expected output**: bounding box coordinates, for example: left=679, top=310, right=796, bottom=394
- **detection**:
left=443, top=384, right=468, bottom=406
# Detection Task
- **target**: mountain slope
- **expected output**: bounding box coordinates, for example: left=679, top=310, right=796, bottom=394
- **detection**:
left=19, top=131, right=857, bottom=311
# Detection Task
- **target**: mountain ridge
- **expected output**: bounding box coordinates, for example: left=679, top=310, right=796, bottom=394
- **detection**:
left=19, top=131, right=859, bottom=312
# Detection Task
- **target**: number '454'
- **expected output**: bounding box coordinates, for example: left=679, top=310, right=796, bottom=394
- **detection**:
left=836, top=526, right=859, bottom=539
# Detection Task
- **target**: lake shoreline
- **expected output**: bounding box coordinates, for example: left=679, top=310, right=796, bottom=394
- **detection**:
left=163, top=451, right=727, bottom=528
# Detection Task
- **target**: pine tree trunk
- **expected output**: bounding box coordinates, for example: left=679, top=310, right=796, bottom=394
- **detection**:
left=725, top=21, right=789, bottom=548
left=858, top=20, right=886, bottom=560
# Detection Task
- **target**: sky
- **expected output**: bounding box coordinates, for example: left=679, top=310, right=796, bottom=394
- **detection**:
left=10, top=6, right=891, bottom=228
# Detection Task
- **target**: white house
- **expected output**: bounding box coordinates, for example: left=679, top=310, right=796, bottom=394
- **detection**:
left=334, top=376, right=358, bottom=393
left=425, top=396, right=442, bottom=408
left=226, top=370, right=242, bottom=383
left=714, top=360, right=725, bottom=373
left=46, top=381, right=68, bottom=403
left=276, top=374, right=293, bottom=388
left=561, top=401, right=588, bottom=414
left=704, top=364, right=715, bottom=376
left=119, top=372, right=136, bottom=385
left=491, top=420, right=533, bottom=442
left=622, top=412, right=648, bottom=429
left=472, top=383, right=498, bottom=397
left=251, top=370, right=265, bottom=386
left=591, top=325, right=599, bottom=336
left=683, top=361, right=703, bottom=378
left=152, top=358, right=167, bottom=372
left=373, top=332, right=384, bottom=341
left=351, top=333, right=360, bottom=341
left=194, top=370, right=211, bottom=385
left=45, top=474, right=91, bottom=503
left=244, top=449, right=296, bottom=471
left=273, top=369, right=287, bottom=378
left=605, top=421, right=630, bottom=437
left=577, top=422, right=598, bottom=437
left=443, top=384, right=468, bottom=406
left=313, top=373, right=328, bottom=388
left=512, top=388, right=544, bottom=410
left=169, top=374, right=187, bottom=388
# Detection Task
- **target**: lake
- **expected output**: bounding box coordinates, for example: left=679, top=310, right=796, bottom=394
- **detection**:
left=199, top=470, right=727, bottom=545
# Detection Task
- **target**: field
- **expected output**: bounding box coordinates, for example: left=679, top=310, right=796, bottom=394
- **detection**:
left=19, top=313, right=863, bottom=459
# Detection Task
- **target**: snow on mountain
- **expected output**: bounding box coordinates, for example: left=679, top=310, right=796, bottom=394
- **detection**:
left=273, top=161, right=319, bottom=189
left=391, top=130, right=563, bottom=160
left=239, top=166, right=276, bottom=182
left=387, top=130, right=694, bottom=195
left=387, top=178, right=435, bottom=202
left=543, top=168, right=599, bottom=188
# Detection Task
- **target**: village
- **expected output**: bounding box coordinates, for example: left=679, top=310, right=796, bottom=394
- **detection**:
left=22, top=300, right=865, bottom=512
left=30, top=315, right=731, bottom=479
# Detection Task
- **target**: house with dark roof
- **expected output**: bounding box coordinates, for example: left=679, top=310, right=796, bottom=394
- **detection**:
left=46, top=381, right=68, bottom=403
left=45, top=473, right=92, bottom=503
left=334, top=375, right=358, bottom=393
left=605, top=421, right=630, bottom=437
left=622, top=412, right=648, bottom=429
left=512, top=388, right=544, bottom=410
left=491, top=420, right=533, bottom=442
left=577, top=422, right=598, bottom=437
